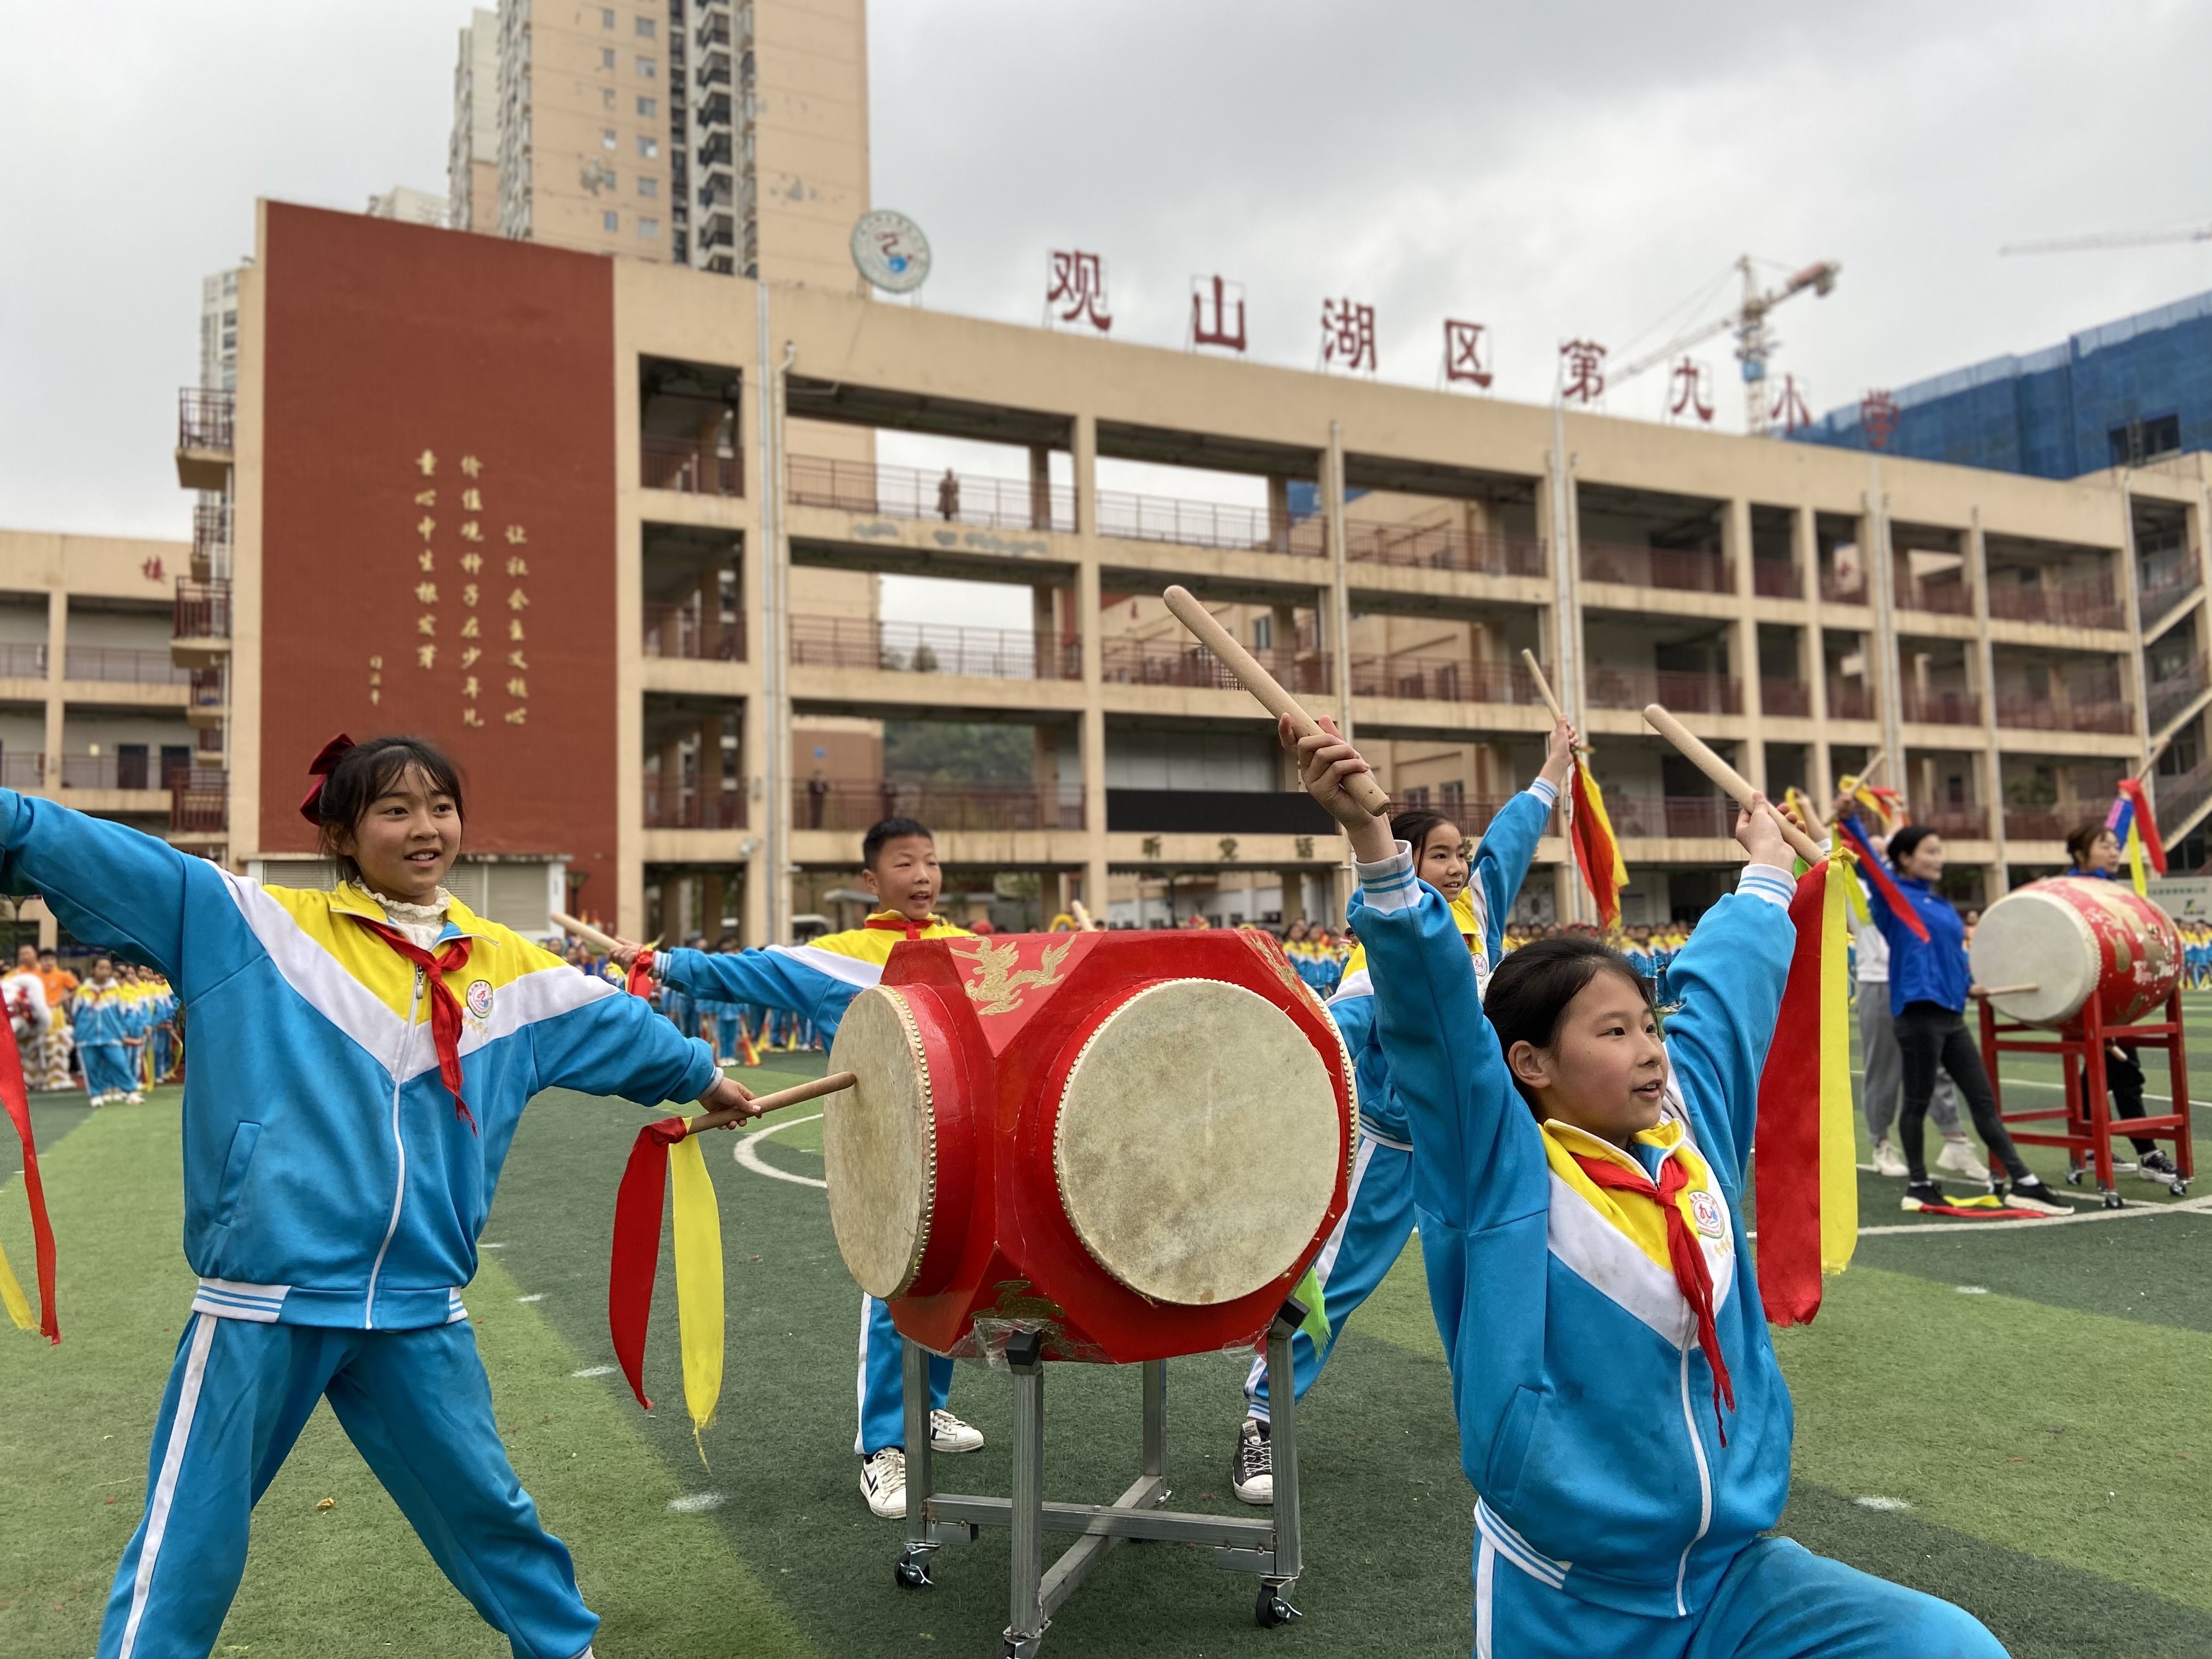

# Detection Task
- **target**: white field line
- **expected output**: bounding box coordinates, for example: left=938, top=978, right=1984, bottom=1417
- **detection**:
left=733, top=1112, right=827, bottom=1189
left=1844, top=1194, right=2212, bottom=1240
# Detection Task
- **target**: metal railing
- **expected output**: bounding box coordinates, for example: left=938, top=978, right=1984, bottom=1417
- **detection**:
left=1094, top=489, right=1311, bottom=555
left=795, top=780, right=1086, bottom=833
left=2137, top=568, right=2201, bottom=629
left=170, top=769, right=227, bottom=833
left=193, top=502, right=230, bottom=571
left=641, top=433, right=741, bottom=496
left=642, top=603, right=747, bottom=661
left=2148, top=656, right=2210, bottom=731
left=1341, top=521, right=1544, bottom=577
left=0, top=754, right=44, bottom=789
left=1603, top=794, right=1739, bottom=839
left=1585, top=666, right=1741, bottom=714
left=189, top=667, right=224, bottom=713
left=0, top=644, right=46, bottom=680
left=178, top=388, right=233, bottom=453
left=2003, top=807, right=2072, bottom=841
left=1579, top=541, right=1732, bottom=595
left=643, top=772, right=747, bottom=830
left=1896, top=578, right=1973, bottom=617
left=789, top=614, right=1078, bottom=681
left=1751, top=559, right=1802, bottom=599
left=174, top=580, right=232, bottom=641
left=1985, top=577, right=2124, bottom=630
left=1100, top=636, right=1331, bottom=695
left=2154, top=757, right=2212, bottom=832
left=788, top=455, right=1075, bottom=534
left=1347, top=654, right=1538, bottom=705
left=1917, top=805, right=1989, bottom=838
left=1899, top=688, right=1980, bottom=725
left=1826, top=678, right=1875, bottom=720
left=64, top=646, right=192, bottom=685
left=1995, top=696, right=2133, bottom=735
left=62, top=754, right=189, bottom=792
left=1759, top=676, right=1812, bottom=717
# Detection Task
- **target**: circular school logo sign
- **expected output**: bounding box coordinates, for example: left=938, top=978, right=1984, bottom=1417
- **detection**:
left=465, top=979, right=494, bottom=1020
left=1688, top=1189, right=1726, bottom=1240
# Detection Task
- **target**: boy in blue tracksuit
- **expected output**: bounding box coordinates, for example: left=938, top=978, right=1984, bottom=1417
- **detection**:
left=605, top=815, right=986, bottom=1520
left=75, top=955, right=141, bottom=1105
left=1288, top=718, right=2005, bottom=1658
left=1234, top=718, right=1575, bottom=1504
left=8, top=735, right=759, bottom=1659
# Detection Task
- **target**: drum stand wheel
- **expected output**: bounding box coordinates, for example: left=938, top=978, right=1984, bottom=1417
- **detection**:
left=2102, top=1189, right=2126, bottom=1211
left=895, top=1299, right=1312, bottom=1655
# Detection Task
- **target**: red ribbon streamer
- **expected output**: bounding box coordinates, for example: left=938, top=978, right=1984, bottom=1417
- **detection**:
left=625, top=946, right=656, bottom=1001
left=0, top=1007, right=59, bottom=1342
left=1754, top=862, right=1830, bottom=1328
left=608, top=1114, right=690, bottom=1409
left=1567, top=764, right=1623, bottom=930
left=2117, top=777, right=2168, bottom=874
left=1835, top=816, right=1929, bottom=943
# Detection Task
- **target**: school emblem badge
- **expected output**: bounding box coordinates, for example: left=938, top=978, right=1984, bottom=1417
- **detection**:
left=1688, top=1189, right=1726, bottom=1240
left=465, top=979, right=494, bottom=1020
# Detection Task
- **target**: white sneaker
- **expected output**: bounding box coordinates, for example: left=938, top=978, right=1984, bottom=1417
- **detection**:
left=1936, top=1139, right=1986, bottom=1178
left=1871, top=1140, right=1908, bottom=1177
left=860, top=1447, right=906, bottom=1519
left=123, top=1091, right=145, bottom=1105
left=929, top=1409, right=983, bottom=1453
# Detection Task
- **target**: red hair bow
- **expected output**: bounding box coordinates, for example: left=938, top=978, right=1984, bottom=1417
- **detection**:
left=296, top=732, right=357, bottom=825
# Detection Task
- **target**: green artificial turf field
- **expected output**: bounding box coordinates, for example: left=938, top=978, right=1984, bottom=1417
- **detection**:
left=5, top=1001, right=2212, bottom=1658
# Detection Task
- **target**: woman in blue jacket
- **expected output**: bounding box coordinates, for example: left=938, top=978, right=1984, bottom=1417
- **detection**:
left=1855, top=821, right=2068, bottom=1215
left=1290, top=717, right=2004, bottom=1659
left=14, top=735, right=759, bottom=1659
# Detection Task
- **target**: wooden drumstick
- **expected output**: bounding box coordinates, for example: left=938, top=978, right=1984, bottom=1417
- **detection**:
left=1163, top=584, right=1390, bottom=816
left=1519, top=650, right=1593, bottom=752
left=552, top=911, right=621, bottom=953
left=1972, top=983, right=2039, bottom=999
left=686, top=1070, right=856, bottom=1137
left=1070, top=898, right=1098, bottom=932
left=1641, top=704, right=1825, bottom=866
left=1858, top=749, right=1888, bottom=786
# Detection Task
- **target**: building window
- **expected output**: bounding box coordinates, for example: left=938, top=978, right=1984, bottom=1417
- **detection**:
left=600, top=6, right=615, bottom=26
left=635, top=14, right=656, bottom=36
left=639, top=217, right=661, bottom=239
left=1440, top=780, right=1465, bottom=811
left=2110, top=414, right=2182, bottom=467
left=603, top=211, right=620, bottom=232
left=1251, top=614, right=1272, bottom=650
left=636, top=94, right=658, bottom=117
left=637, top=176, right=659, bottom=198
left=601, top=86, right=616, bottom=109
left=636, top=54, right=657, bottom=77
left=602, top=128, right=617, bottom=149
left=636, top=135, right=659, bottom=158
left=599, top=47, right=616, bottom=68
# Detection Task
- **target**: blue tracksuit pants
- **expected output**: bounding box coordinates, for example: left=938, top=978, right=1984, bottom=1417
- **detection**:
left=855, top=1294, right=952, bottom=1457
left=1244, top=1132, right=1412, bottom=1418
left=100, top=1313, right=596, bottom=1659
left=1476, top=1525, right=2006, bottom=1658
left=81, top=1041, right=134, bottom=1098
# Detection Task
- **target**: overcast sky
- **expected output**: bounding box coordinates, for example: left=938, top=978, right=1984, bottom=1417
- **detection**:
left=7, top=0, right=2212, bottom=550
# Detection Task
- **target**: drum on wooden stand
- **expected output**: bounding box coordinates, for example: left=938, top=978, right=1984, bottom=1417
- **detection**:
left=1969, top=876, right=2181, bottom=1029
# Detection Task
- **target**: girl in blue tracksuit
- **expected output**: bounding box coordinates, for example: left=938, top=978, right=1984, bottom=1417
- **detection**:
left=1233, top=719, right=1574, bottom=1504
left=75, top=955, right=140, bottom=1105
left=1290, top=718, right=2004, bottom=1659
left=12, top=735, right=757, bottom=1659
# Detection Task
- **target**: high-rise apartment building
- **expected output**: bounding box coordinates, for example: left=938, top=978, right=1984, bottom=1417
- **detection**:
left=198, top=267, right=245, bottom=394
left=448, top=8, right=501, bottom=232
left=366, top=186, right=452, bottom=226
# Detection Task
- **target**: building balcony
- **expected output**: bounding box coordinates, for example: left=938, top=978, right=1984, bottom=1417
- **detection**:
left=791, top=614, right=1077, bottom=682
left=1585, top=665, right=1741, bottom=716
left=2155, top=757, right=2212, bottom=833
left=2148, top=655, right=2210, bottom=731
left=188, top=667, right=225, bottom=729
left=1580, top=541, right=1731, bottom=596
left=1899, top=687, right=1980, bottom=726
left=1818, top=569, right=1870, bottom=605
left=644, top=772, right=747, bottom=830
left=64, top=754, right=195, bottom=792
left=1, top=754, right=44, bottom=791
left=171, top=580, right=232, bottom=669
left=1759, top=676, right=1812, bottom=718
left=1096, top=490, right=1316, bottom=556
left=642, top=603, right=746, bottom=662
left=1603, top=794, right=1737, bottom=840
left=2003, top=806, right=2072, bottom=841
left=176, top=388, right=234, bottom=491
left=1751, top=558, right=1802, bottom=600
left=1101, top=636, right=1330, bottom=696
left=1895, top=578, right=1973, bottom=618
left=0, top=643, right=47, bottom=682
left=1995, top=696, right=2132, bottom=735
left=797, top=779, right=1085, bottom=833
left=788, top=455, right=1075, bottom=535
left=641, top=433, right=741, bottom=497
left=1346, top=653, right=1540, bottom=707
left=64, top=646, right=193, bottom=687
left=1987, top=578, right=2124, bottom=631
left=2138, top=567, right=2202, bottom=631
left=192, top=501, right=231, bottom=581
left=1343, top=521, right=1543, bottom=578
left=1825, top=678, right=1875, bottom=720
left=170, top=768, right=228, bottom=834
left=1917, top=805, right=1989, bottom=839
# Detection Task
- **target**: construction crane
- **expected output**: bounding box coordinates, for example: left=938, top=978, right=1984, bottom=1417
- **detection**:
left=2001, top=220, right=2212, bottom=255
left=1614, top=255, right=1841, bottom=435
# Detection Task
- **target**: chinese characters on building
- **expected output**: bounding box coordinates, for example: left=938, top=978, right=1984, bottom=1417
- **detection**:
left=1770, top=374, right=1812, bottom=435
left=1667, top=357, right=1714, bottom=425
left=1442, top=320, right=1492, bottom=389
left=403, top=449, right=529, bottom=733
left=1046, top=250, right=1112, bottom=334
left=1860, top=390, right=1899, bottom=450
left=1190, top=275, right=1246, bottom=355
left=1321, top=298, right=1376, bottom=374
left=1559, top=340, right=1607, bottom=406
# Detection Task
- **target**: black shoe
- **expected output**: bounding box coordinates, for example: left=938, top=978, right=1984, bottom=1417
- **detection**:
left=1232, top=1415, right=1274, bottom=1505
left=1901, top=1180, right=1948, bottom=1212
left=2138, top=1150, right=2180, bottom=1183
left=2004, top=1178, right=2071, bottom=1216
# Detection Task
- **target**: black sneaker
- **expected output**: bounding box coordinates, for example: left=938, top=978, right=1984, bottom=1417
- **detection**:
left=2137, top=1149, right=2180, bottom=1183
left=1232, top=1415, right=1274, bottom=1506
left=2004, top=1178, right=2071, bottom=1216
left=1901, top=1180, right=1948, bottom=1212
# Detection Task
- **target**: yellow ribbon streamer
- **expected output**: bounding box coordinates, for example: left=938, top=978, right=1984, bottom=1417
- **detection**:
left=1819, top=859, right=1859, bottom=1277
left=668, top=1124, right=725, bottom=1462
left=2127, top=823, right=2149, bottom=896
left=0, top=1238, right=32, bottom=1333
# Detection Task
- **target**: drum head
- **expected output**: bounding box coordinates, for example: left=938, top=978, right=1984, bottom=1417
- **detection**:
left=824, top=986, right=936, bottom=1299
left=1053, top=979, right=1340, bottom=1307
left=1969, top=889, right=2095, bottom=1027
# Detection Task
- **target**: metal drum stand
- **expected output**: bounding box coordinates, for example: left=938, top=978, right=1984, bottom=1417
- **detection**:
left=893, top=1299, right=1309, bottom=1657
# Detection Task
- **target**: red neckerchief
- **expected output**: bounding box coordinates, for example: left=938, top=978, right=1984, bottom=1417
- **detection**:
left=353, top=918, right=477, bottom=1134
left=863, top=913, right=941, bottom=943
left=1572, top=1148, right=1734, bottom=1443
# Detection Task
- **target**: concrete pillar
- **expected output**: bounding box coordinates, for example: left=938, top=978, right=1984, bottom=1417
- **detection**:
left=1072, top=412, right=1097, bottom=539
left=1966, top=509, right=2007, bottom=876
left=1797, top=506, right=1831, bottom=801
left=701, top=870, right=726, bottom=939
left=1266, top=475, right=1292, bottom=554
left=1077, top=547, right=1109, bottom=916
left=43, top=591, right=65, bottom=789
left=1029, top=444, right=1053, bottom=533
left=1278, top=871, right=1306, bottom=928
left=1723, top=497, right=1764, bottom=791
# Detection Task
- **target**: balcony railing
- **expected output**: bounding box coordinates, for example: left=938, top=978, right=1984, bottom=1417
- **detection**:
left=1585, top=666, right=1741, bottom=715
left=642, top=603, right=747, bottom=661
left=1759, top=676, right=1812, bottom=718
left=1580, top=541, right=1732, bottom=595
left=170, top=769, right=227, bottom=833
left=64, top=646, right=193, bottom=686
left=797, top=779, right=1086, bottom=833
left=62, top=754, right=188, bottom=792
left=174, top=580, right=232, bottom=641
left=2004, top=807, right=2072, bottom=841
left=1918, top=805, right=1989, bottom=838
left=2154, top=757, right=2212, bottom=831
left=1348, top=654, right=1538, bottom=705
left=1819, top=568, right=1869, bottom=604
left=1093, top=490, right=1311, bottom=554
left=1101, top=636, right=1331, bottom=696
left=788, top=455, right=1074, bottom=534
left=189, top=667, right=224, bottom=713
left=1751, top=559, right=1802, bottom=599
left=1986, top=577, right=2124, bottom=630
left=1899, top=688, right=1981, bottom=725
left=641, top=433, right=741, bottom=496
left=1896, top=578, right=1973, bottom=617
left=1995, top=696, right=2133, bottom=735
left=0, top=644, right=46, bottom=680
left=193, top=502, right=230, bottom=570
left=0, top=754, right=44, bottom=789
left=1342, top=521, right=1544, bottom=578
left=789, top=614, right=1079, bottom=681
left=643, top=772, right=747, bottom=830
left=178, top=388, right=234, bottom=453
left=2138, top=567, right=2202, bottom=629
left=1604, top=794, right=1739, bottom=839
left=2148, top=656, right=2210, bottom=731
left=1825, top=678, right=1875, bottom=720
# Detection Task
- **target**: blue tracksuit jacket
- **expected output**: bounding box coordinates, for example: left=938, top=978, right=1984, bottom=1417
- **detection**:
left=655, top=911, right=972, bottom=1046
left=0, top=791, right=721, bottom=1330
left=1353, top=843, right=1798, bottom=1617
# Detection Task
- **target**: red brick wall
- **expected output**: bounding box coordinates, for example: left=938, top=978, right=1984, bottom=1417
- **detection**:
left=258, top=203, right=619, bottom=893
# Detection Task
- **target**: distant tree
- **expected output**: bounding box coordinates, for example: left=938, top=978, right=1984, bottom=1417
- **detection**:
left=883, top=720, right=1035, bottom=783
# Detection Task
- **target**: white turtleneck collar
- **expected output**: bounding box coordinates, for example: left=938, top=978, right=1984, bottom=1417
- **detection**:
left=365, top=885, right=454, bottom=950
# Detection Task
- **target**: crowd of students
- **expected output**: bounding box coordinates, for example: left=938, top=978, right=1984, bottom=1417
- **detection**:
left=0, top=940, right=177, bottom=1104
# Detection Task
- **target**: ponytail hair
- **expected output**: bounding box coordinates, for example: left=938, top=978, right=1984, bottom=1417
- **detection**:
left=1483, top=935, right=1654, bottom=1111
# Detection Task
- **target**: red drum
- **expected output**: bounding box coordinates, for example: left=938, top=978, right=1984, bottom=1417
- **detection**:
left=1968, top=876, right=2182, bottom=1030
left=823, top=930, right=1355, bottom=1363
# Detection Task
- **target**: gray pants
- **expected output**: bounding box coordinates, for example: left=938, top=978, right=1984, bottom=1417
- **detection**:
left=1858, top=981, right=1961, bottom=1140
